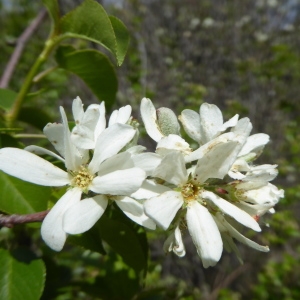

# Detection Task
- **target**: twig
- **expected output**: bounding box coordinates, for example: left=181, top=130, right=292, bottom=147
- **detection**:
left=0, top=210, right=49, bottom=228
left=207, top=263, right=251, bottom=300
left=0, top=9, right=47, bottom=88
left=13, top=133, right=46, bottom=139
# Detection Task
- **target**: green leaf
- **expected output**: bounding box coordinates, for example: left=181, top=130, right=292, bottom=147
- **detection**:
left=0, top=248, right=45, bottom=300
left=55, top=45, right=117, bottom=109
left=19, top=107, right=53, bottom=131
left=60, top=0, right=129, bottom=65
left=0, top=89, right=17, bottom=111
left=41, top=256, right=72, bottom=299
left=97, top=212, right=148, bottom=273
left=82, top=268, right=140, bottom=300
left=0, top=134, right=23, bottom=148
left=42, top=0, right=60, bottom=35
left=109, top=16, right=130, bottom=66
left=69, top=224, right=106, bottom=255
left=0, top=172, right=51, bottom=214
left=60, top=0, right=115, bottom=56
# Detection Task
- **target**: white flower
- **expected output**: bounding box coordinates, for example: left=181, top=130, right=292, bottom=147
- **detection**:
left=179, top=102, right=239, bottom=145
left=228, top=133, right=270, bottom=179
left=184, top=117, right=253, bottom=163
left=144, top=149, right=260, bottom=268
left=0, top=106, right=150, bottom=251
left=140, top=98, right=193, bottom=156
left=233, top=181, right=284, bottom=217
left=140, top=99, right=245, bottom=161
left=140, top=97, right=180, bottom=142
left=71, top=96, right=106, bottom=149
left=71, top=97, right=135, bottom=150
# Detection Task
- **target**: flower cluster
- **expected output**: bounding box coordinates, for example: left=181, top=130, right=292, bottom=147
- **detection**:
left=0, top=97, right=284, bottom=267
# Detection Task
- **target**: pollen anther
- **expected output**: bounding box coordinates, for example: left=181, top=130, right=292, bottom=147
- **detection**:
left=71, top=166, right=94, bottom=191
left=181, top=182, right=200, bottom=202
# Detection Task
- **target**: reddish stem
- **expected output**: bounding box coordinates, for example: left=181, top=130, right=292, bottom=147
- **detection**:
left=0, top=210, right=49, bottom=228
left=0, top=9, right=47, bottom=88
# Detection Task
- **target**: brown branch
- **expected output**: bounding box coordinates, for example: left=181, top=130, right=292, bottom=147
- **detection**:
left=207, top=263, right=251, bottom=300
left=0, top=9, right=47, bottom=88
left=0, top=210, right=49, bottom=228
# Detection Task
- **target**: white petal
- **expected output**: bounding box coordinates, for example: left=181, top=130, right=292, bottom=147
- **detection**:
left=64, top=107, right=91, bottom=166
left=244, top=164, right=278, bottom=182
left=25, top=145, right=65, bottom=163
left=115, top=196, right=156, bottom=229
left=63, top=195, right=108, bottom=234
left=126, top=145, right=147, bottom=155
left=144, top=191, right=183, bottom=230
left=130, top=179, right=172, bottom=200
left=83, top=104, right=100, bottom=126
left=156, top=135, right=191, bottom=156
left=131, top=152, right=162, bottom=176
left=193, top=138, right=241, bottom=182
left=41, top=188, right=82, bottom=251
left=202, top=191, right=261, bottom=232
left=108, top=110, right=118, bottom=126
left=231, top=117, right=253, bottom=142
left=153, top=151, right=188, bottom=185
left=228, top=157, right=251, bottom=180
left=72, top=96, right=84, bottom=123
left=234, top=201, right=272, bottom=218
left=109, top=105, right=132, bottom=126
left=228, top=170, right=246, bottom=180
left=90, top=168, right=146, bottom=195
left=71, top=125, right=95, bottom=149
left=186, top=201, right=223, bottom=268
left=236, top=180, right=266, bottom=190
left=140, top=98, right=164, bottom=142
left=179, top=109, right=201, bottom=142
left=88, top=123, right=135, bottom=174
left=71, top=102, right=100, bottom=149
left=0, top=148, right=69, bottom=186
left=238, top=182, right=283, bottom=207
left=173, top=226, right=186, bottom=256
left=239, top=133, right=269, bottom=157
left=94, top=102, right=106, bottom=140
left=60, top=106, right=82, bottom=170
left=43, top=122, right=65, bottom=158
left=216, top=114, right=239, bottom=136
left=231, top=158, right=251, bottom=172
left=213, top=216, right=243, bottom=263
left=185, top=131, right=235, bottom=163
left=199, top=103, right=223, bottom=143
left=163, top=226, right=186, bottom=257
left=98, top=152, right=134, bottom=177
left=216, top=214, right=269, bottom=252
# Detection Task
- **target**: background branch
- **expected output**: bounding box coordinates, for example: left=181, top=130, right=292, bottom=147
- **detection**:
left=0, top=9, right=47, bottom=89
left=0, top=210, right=49, bottom=228
left=207, top=264, right=251, bottom=300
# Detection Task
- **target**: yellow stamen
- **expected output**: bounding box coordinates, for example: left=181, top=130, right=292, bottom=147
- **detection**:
left=71, top=166, right=94, bottom=192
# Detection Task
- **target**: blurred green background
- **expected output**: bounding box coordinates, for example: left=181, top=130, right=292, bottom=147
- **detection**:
left=1, top=0, right=300, bottom=299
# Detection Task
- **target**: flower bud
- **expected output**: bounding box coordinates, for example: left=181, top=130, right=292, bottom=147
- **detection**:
left=156, top=107, right=180, bottom=136
left=235, top=182, right=284, bottom=216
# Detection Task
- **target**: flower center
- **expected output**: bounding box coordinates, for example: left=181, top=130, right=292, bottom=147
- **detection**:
left=181, top=182, right=200, bottom=203
left=71, top=166, right=94, bottom=192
